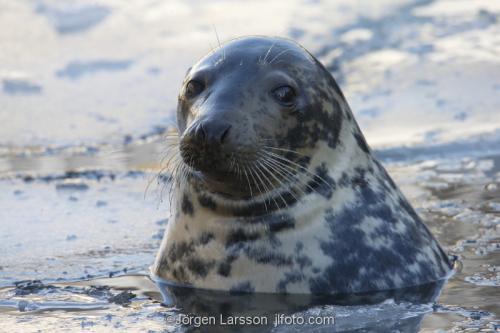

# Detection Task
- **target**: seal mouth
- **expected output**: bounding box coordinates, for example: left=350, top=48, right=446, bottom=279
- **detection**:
left=181, top=147, right=266, bottom=199
left=179, top=132, right=266, bottom=197
left=172, top=127, right=331, bottom=204
left=190, top=170, right=253, bottom=198
left=181, top=147, right=321, bottom=203
left=164, top=139, right=333, bottom=212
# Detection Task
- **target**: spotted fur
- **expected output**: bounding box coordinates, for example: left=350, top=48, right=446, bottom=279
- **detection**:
left=152, top=36, right=452, bottom=294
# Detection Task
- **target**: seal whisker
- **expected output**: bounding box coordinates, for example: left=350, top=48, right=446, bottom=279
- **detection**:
left=163, top=133, right=181, bottom=138
left=261, top=154, right=311, bottom=199
left=213, top=25, right=225, bottom=62
left=161, top=137, right=181, bottom=145
left=262, top=152, right=320, bottom=195
left=171, top=160, right=188, bottom=206
left=159, top=137, right=180, bottom=158
left=272, top=161, right=325, bottom=195
left=167, top=161, right=183, bottom=208
left=161, top=144, right=178, bottom=153
left=156, top=154, right=180, bottom=185
left=247, top=165, right=268, bottom=212
left=264, top=151, right=334, bottom=191
left=164, top=134, right=180, bottom=142
left=261, top=41, right=277, bottom=64
left=181, top=165, right=192, bottom=198
left=257, top=159, right=289, bottom=208
left=158, top=154, right=181, bottom=181
left=160, top=146, right=180, bottom=158
left=146, top=152, right=178, bottom=201
left=161, top=137, right=180, bottom=145
left=229, top=153, right=235, bottom=171
left=268, top=48, right=292, bottom=65
left=255, top=160, right=284, bottom=210
left=179, top=160, right=189, bottom=186
left=253, top=161, right=279, bottom=210
left=145, top=171, right=161, bottom=201
left=146, top=148, right=179, bottom=201
left=242, top=165, right=254, bottom=198
left=235, top=160, right=243, bottom=180
left=166, top=156, right=185, bottom=205
left=259, top=155, right=303, bottom=202
left=263, top=146, right=308, bottom=157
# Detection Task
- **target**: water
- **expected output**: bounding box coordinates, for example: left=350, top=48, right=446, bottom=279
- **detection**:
left=1, top=0, right=499, bottom=332
left=1, top=149, right=499, bottom=332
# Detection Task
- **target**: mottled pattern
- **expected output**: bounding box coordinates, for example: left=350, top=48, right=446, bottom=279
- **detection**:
left=181, top=193, right=194, bottom=216
left=153, top=36, right=452, bottom=295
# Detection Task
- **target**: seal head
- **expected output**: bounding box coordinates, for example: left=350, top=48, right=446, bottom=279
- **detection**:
left=177, top=36, right=342, bottom=204
left=153, top=36, right=452, bottom=295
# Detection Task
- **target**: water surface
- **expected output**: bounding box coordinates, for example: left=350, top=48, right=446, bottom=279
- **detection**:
left=0, top=0, right=499, bottom=332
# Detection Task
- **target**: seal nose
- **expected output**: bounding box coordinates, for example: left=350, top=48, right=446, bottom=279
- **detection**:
left=193, top=119, right=231, bottom=145
left=181, top=119, right=233, bottom=173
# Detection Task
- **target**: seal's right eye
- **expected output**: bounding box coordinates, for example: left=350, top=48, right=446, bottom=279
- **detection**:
left=185, top=80, right=204, bottom=99
left=271, top=85, right=296, bottom=107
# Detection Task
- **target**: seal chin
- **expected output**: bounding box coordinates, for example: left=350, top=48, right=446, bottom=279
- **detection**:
left=190, top=169, right=254, bottom=199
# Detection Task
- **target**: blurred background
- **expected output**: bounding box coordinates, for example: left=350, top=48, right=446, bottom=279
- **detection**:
left=1, top=0, right=499, bottom=153
left=0, top=1, right=499, bottom=332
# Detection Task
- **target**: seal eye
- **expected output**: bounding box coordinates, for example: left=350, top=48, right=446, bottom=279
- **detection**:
left=272, top=85, right=296, bottom=107
left=185, top=80, right=204, bottom=99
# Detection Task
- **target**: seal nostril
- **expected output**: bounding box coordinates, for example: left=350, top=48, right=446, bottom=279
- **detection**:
left=194, top=122, right=206, bottom=141
left=220, top=125, right=231, bottom=144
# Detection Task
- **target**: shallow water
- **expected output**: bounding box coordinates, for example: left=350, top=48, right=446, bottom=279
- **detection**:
left=1, top=0, right=499, bottom=332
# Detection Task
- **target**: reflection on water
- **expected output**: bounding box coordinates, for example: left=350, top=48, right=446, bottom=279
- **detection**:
left=156, top=278, right=447, bottom=333
left=0, top=273, right=450, bottom=333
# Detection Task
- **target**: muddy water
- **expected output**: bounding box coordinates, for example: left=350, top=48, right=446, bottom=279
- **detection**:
left=1, top=0, right=499, bottom=332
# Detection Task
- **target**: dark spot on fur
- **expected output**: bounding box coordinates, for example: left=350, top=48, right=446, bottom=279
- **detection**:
left=181, top=194, right=194, bottom=216
left=231, top=195, right=297, bottom=216
left=226, top=229, right=260, bottom=248
left=198, top=194, right=217, bottom=210
left=306, top=163, right=335, bottom=198
left=217, top=262, right=232, bottom=277
left=296, top=255, right=312, bottom=269
left=240, top=214, right=296, bottom=232
left=168, top=241, right=195, bottom=263
left=351, top=167, right=369, bottom=188
left=171, top=266, right=188, bottom=282
left=309, top=187, right=451, bottom=294
left=186, top=257, right=215, bottom=278
left=338, top=172, right=350, bottom=187
left=276, top=270, right=303, bottom=293
left=268, top=216, right=296, bottom=232
left=217, top=254, right=238, bottom=278
left=244, top=247, right=293, bottom=266
left=199, top=232, right=214, bottom=245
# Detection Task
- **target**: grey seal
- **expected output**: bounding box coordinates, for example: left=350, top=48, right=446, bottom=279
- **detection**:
left=152, top=36, right=452, bottom=295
